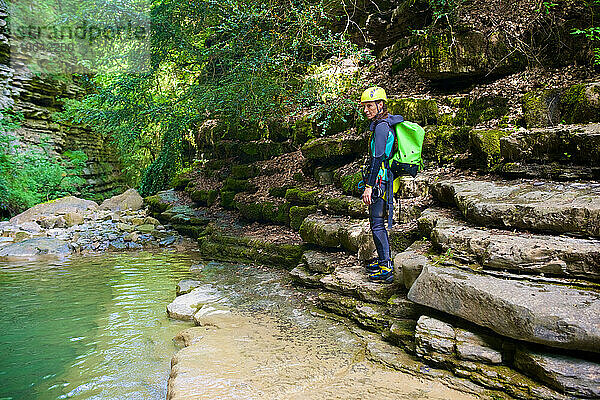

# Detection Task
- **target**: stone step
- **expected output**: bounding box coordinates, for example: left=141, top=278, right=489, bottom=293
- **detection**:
left=407, top=263, right=600, bottom=354
left=498, top=162, right=600, bottom=181
left=500, top=123, right=600, bottom=166
left=418, top=208, right=600, bottom=281
left=432, top=179, right=600, bottom=237
left=290, top=249, right=402, bottom=304
left=298, top=213, right=375, bottom=259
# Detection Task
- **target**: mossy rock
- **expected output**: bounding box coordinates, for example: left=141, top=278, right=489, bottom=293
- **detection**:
left=222, top=178, right=258, bottom=194
left=285, top=188, right=321, bottom=206
left=170, top=213, right=210, bottom=226
left=289, top=205, right=317, bottom=231
left=262, top=202, right=291, bottom=225
left=220, top=190, right=236, bottom=209
left=291, top=115, right=317, bottom=146
left=231, top=164, right=259, bottom=179
left=268, top=185, right=295, bottom=198
left=143, top=194, right=171, bottom=214
left=560, top=83, right=600, bottom=124
left=451, top=96, right=510, bottom=126
left=318, top=195, right=367, bottom=218
left=317, top=292, right=389, bottom=332
left=423, top=125, right=471, bottom=164
left=334, top=169, right=362, bottom=197
left=171, top=224, right=206, bottom=239
left=189, top=189, right=219, bottom=206
left=170, top=172, right=191, bottom=190
left=236, top=201, right=264, bottom=222
left=382, top=319, right=418, bottom=353
left=199, top=227, right=305, bottom=269
left=469, top=129, right=509, bottom=169
left=522, top=89, right=562, bottom=128
left=412, top=30, right=526, bottom=81
left=301, top=132, right=367, bottom=161
left=387, top=98, right=439, bottom=125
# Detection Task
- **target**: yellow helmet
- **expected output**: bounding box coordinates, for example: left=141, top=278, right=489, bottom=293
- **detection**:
left=360, top=86, right=387, bottom=103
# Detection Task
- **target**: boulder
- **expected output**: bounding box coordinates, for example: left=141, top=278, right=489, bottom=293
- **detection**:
left=9, top=196, right=98, bottom=225
left=394, top=249, right=430, bottom=290
left=63, top=212, right=84, bottom=227
left=299, top=214, right=375, bottom=259
left=432, top=179, right=600, bottom=237
left=514, top=346, right=600, bottom=398
left=100, top=188, right=144, bottom=211
left=301, top=130, right=367, bottom=161
left=408, top=265, right=600, bottom=353
left=300, top=250, right=340, bottom=274
left=166, top=286, right=223, bottom=321
left=0, top=237, right=70, bottom=258
left=419, top=208, right=600, bottom=280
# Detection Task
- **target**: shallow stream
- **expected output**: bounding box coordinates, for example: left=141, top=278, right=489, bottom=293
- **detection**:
left=0, top=250, right=476, bottom=400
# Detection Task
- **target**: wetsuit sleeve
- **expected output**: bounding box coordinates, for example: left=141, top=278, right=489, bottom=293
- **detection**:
left=366, top=121, right=390, bottom=187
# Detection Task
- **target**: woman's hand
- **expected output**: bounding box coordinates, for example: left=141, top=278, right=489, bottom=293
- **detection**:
left=362, top=187, right=372, bottom=205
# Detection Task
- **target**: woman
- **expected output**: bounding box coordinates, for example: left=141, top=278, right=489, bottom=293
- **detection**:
left=360, top=86, right=403, bottom=283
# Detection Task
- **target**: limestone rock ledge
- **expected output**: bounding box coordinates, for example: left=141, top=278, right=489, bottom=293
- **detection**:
left=408, top=265, right=600, bottom=354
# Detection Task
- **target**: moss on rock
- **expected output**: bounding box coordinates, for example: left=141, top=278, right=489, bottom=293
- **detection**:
left=189, top=189, right=219, bottom=206
left=220, top=190, right=236, bottom=209
left=470, top=129, right=509, bottom=169
left=289, top=205, right=317, bottom=231
left=222, top=178, right=258, bottom=194
left=387, top=98, right=439, bottom=125
left=285, top=188, right=321, bottom=205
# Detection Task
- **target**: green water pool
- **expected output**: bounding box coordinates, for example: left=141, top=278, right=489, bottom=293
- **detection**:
left=0, top=250, right=199, bottom=400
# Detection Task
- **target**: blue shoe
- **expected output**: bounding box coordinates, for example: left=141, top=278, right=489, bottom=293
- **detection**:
left=368, top=261, right=393, bottom=283
left=365, top=259, right=380, bottom=273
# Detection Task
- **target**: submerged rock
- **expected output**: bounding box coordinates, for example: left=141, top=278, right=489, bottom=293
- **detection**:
left=166, top=287, right=223, bottom=321
left=408, top=265, right=600, bottom=353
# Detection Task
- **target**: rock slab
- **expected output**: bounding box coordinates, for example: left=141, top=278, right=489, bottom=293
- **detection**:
left=408, top=265, right=600, bottom=353
left=432, top=179, right=600, bottom=237
left=419, top=208, right=600, bottom=280
left=514, top=346, right=600, bottom=398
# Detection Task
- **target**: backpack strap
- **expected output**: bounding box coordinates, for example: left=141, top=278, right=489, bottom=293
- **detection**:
left=383, top=158, right=394, bottom=230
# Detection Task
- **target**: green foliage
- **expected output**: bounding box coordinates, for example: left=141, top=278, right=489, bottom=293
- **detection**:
left=0, top=112, right=89, bottom=216
left=56, top=0, right=366, bottom=196
left=571, top=27, right=600, bottom=65
left=535, top=1, right=558, bottom=14
left=570, top=0, right=600, bottom=66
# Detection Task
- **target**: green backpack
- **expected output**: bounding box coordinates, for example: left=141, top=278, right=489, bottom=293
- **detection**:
left=387, top=121, right=425, bottom=178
